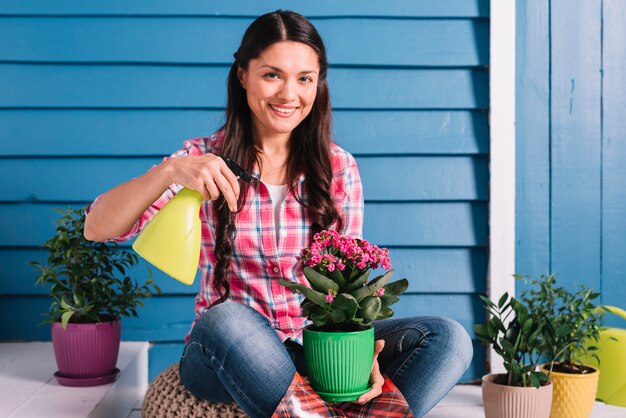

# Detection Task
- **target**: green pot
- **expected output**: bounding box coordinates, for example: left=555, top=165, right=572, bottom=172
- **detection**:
left=303, top=326, right=374, bottom=402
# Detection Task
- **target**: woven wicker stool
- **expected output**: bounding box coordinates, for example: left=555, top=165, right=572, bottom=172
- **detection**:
left=142, top=363, right=248, bottom=418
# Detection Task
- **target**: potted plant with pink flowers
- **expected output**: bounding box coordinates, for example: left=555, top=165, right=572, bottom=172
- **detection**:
left=279, top=230, right=408, bottom=402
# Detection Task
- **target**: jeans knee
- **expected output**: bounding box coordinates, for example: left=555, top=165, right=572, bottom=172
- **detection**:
left=439, top=317, right=473, bottom=370
left=191, top=302, right=273, bottom=347
left=198, top=301, right=266, bottom=329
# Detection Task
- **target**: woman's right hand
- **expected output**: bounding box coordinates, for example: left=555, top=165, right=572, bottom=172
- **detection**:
left=166, top=153, right=241, bottom=211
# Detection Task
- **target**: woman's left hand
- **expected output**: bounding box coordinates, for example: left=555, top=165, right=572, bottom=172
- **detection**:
left=355, top=339, right=386, bottom=404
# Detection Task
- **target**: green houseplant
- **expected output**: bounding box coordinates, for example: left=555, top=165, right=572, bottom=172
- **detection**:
left=519, top=273, right=604, bottom=418
left=31, top=207, right=160, bottom=386
left=279, top=229, right=408, bottom=402
left=474, top=292, right=552, bottom=418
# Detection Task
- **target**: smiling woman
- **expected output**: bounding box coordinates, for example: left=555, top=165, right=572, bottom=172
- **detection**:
left=239, top=41, right=319, bottom=139
left=82, top=10, right=472, bottom=418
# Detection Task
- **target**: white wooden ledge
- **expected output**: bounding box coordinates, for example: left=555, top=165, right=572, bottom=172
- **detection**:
left=0, top=341, right=148, bottom=418
left=1, top=342, right=624, bottom=418
left=424, top=384, right=626, bottom=418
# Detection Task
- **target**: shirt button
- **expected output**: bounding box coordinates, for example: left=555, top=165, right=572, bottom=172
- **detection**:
left=273, top=267, right=279, bottom=273
left=281, top=230, right=287, bottom=237
left=276, top=294, right=284, bottom=301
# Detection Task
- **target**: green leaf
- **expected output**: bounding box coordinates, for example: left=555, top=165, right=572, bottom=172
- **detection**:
left=530, top=372, right=540, bottom=388
left=347, top=270, right=370, bottom=291
left=350, top=284, right=375, bottom=302
left=302, top=267, right=340, bottom=293
left=331, top=309, right=348, bottom=323
left=61, top=311, right=74, bottom=329
left=487, top=320, right=498, bottom=339
left=501, top=340, right=515, bottom=357
left=474, top=324, right=490, bottom=341
left=380, top=293, right=400, bottom=306
left=522, top=318, right=533, bottom=334
left=498, top=293, right=509, bottom=309
left=328, top=267, right=348, bottom=288
left=279, top=279, right=327, bottom=307
left=479, top=294, right=497, bottom=309
left=311, top=314, right=327, bottom=327
left=366, top=270, right=395, bottom=292
left=376, top=306, right=394, bottom=320
left=383, top=279, right=409, bottom=297
left=492, top=316, right=505, bottom=333
left=358, top=296, right=382, bottom=322
left=331, top=294, right=359, bottom=321
left=556, top=324, right=573, bottom=337
left=60, top=298, right=72, bottom=310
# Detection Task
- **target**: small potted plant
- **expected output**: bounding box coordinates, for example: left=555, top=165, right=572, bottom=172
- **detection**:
left=30, top=207, right=160, bottom=387
left=279, top=230, right=408, bottom=402
left=519, top=273, right=604, bottom=418
left=474, top=292, right=552, bottom=418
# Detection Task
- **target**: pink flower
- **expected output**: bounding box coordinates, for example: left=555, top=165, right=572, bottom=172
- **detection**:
left=325, top=289, right=336, bottom=303
left=297, top=229, right=392, bottom=277
left=374, top=288, right=385, bottom=297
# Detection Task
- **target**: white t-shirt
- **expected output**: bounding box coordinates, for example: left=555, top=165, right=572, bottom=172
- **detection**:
left=265, top=183, right=289, bottom=243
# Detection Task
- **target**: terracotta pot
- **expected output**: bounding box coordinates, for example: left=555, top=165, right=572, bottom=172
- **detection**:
left=51, top=320, right=121, bottom=384
left=482, top=373, right=553, bottom=418
left=541, top=364, right=599, bottom=418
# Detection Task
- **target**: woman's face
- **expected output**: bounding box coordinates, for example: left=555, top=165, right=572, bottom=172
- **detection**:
left=238, top=41, right=320, bottom=141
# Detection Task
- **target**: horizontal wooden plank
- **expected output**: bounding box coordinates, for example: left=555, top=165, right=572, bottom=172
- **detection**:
left=365, top=202, right=488, bottom=246
left=0, top=294, right=483, bottom=342
left=0, top=296, right=196, bottom=341
left=0, top=110, right=489, bottom=156
left=383, top=247, right=487, bottom=293
left=359, top=156, right=488, bottom=200
left=148, top=340, right=485, bottom=383
left=0, top=64, right=489, bottom=109
left=0, top=202, right=487, bottom=247
left=0, top=0, right=490, bottom=18
left=0, top=156, right=488, bottom=202
left=0, top=18, right=489, bottom=67
left=1, top=247, right=486, bottom=295
left=336, top=110, right=489, bottom=155
left=2, top=248, right=183, bottom=296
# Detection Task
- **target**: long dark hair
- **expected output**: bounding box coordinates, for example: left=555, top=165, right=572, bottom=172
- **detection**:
left=211, top=10, right=341, bottom=306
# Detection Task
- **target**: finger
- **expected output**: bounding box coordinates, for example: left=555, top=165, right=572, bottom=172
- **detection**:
left=213, top=171, right=239, bottom=211
left=193, top=182, right=211, bottom=201
left=203, top=177, right=221, bottom=202
left=374, top=339, right=385, bottom=355
left=356, top=382, right=384, bottom=404
left=371, top=340, right=385, bottom=372
left=219, top=160, right=241, bottom=200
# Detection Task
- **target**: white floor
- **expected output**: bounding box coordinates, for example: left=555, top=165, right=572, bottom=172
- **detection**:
left=0, top=342, right=148, bottom=418
left=125, top=385, right=626, bottom=418
left=424, top=384, right=626, bottom=418
left=1, top=342, right=625, bottom=418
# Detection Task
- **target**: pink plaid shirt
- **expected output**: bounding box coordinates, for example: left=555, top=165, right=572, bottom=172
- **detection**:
left=88, top=131, right=364, bottom=344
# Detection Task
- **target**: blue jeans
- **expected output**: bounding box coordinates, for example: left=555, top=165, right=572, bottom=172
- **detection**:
left=179, top=302, right=473, bottom=418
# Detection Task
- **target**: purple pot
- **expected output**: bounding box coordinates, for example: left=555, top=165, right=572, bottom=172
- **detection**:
left=51, top=320, right=121, bottom=380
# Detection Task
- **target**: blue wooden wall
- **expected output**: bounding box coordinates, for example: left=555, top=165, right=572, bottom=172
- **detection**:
left=0, top=1, right=489, bottom=382
left=517, top=0, right=626, bottom=328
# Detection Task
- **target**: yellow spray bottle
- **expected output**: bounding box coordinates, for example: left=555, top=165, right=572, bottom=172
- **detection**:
left=132, top=188, right=202, bottom=285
